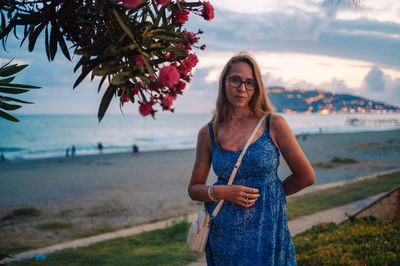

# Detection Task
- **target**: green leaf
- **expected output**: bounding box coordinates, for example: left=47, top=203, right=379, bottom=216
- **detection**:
left=113, top=9, right=135, bottom=40
left=28, top=24, right=45, bottom=52
left=0, top=101, right=21, bottom=111
left=97, top=75, right=107, bottom=93
left=0, top=87, right=30, bottom=94
left=58, top=33, right=71, bottom=61
left=0, top=110, right=19, bottom=122
left=98, top=84, right=117, bottom=122
left=50, top=21, right=58, bottom=60
left=73, top=59, right=100, bottom=89
left=0, top=82, right=40, bottom=89
left=0, top=96, right=33, bottom=104
left=0, top=15, right=17, bottom=40
left=0, top=64, right=28, bottom=77
left=45, top=25, right=50, bottom=60
left=0, top=77, right=15, bottom=83
left=110, top=71, right=130, bottom=85
left=142, top=57, right=154, bottom=74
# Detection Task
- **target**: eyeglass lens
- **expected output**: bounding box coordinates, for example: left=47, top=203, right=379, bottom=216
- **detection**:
left=228, top=75, right=255, bottom=90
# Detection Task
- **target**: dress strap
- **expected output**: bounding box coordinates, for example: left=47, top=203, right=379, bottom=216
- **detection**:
left=208, top=122, right=216, bottom=146
left=266, top=113, right=272, bottom=134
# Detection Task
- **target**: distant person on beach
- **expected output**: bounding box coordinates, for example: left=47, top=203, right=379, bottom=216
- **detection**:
left=71, top=145, right=76, bottom=159
left=97, top=142, right=103, bottom=154
left=188, top=52, right=315, bottom=265
left=65, top=148, right=70, bottom=159
left=0, top=153, right=5, bottom=162
left=132, top=144, right=139, bottom=154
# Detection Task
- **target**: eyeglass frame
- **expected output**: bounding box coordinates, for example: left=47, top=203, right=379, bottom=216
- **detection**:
left=225, top=75, right=257, bottom=91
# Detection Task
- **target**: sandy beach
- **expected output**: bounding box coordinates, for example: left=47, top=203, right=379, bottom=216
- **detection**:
left=0, top=129, right=399, bottom=251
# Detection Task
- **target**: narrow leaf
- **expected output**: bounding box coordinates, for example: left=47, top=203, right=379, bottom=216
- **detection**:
left=0, top=110, right=19, bottom=122
left=97, top=75, right=107, bottom=93
left=0, top=83, right=40, bottom=89
left=142, top=57, right=154, bottom=74
left=28, top=24, right=45, bottom=52
left=0, top=96, right=33, bottom=104
left=110, top=72, right=130, bottom=85
left=0, top=77, right=15, bottom=83
left=50, top=21, right=58, bottom=60
left=0, top=15, right=17, bottom=40
left=45, top=25, right=50, bottom=60
left=0, top=102, right=21, bottom=110
left=0, top=87, right=30, bottom=94
left=73, top=60, right=99, bottom=89
left=0, top=64, right=28, bottom=77
left=98, top=84, right=117, bottom=122
left=112, top=9, right=135, bottom=40
left=58, top=34, right=71, bottom=61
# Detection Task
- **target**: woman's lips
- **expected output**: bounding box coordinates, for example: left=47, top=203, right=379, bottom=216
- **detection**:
left=235, top=95, right=247, bottom=101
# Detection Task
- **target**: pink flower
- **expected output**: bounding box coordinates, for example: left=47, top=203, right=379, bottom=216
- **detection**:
left=121, top=0, right=144, bottom=8
left=202, top=1, right=214, bottom=21
left=179, top=53, right=198, bottom=79
left=158, top=65, right=180, bottom=88
left=132, top=85, right=139, bottom=95
left=121, top=93, right=130, bottom=103
left=161, top=94, right=177, bottom=110
left=182, top=31, right=198, bottom=50
left=155, top=0, right=171, bottom=6
left=173, top=7, right=189, bottom=24
left=174, top=80, right=186, bottom=94
left=132, top=55, right=144, bottom=69
left=139, top=102, right=154, bottom=116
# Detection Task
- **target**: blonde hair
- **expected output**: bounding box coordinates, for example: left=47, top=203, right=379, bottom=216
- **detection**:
left=211, top=51, right=275, bottom=127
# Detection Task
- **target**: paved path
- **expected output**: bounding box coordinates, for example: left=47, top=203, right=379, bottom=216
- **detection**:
left=1, top=168, right=398, bottom=264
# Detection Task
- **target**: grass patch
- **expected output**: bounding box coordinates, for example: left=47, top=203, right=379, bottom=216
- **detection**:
left=312, top=156, right=359, bottom=169
left=294, top=217, right=400, bottom=265
left=35, top=221, right=73, bottom=230
left=287, top=171, right=400, bottom=220
left=18, top=220, right=201, bottom=266
left=2, top=207, right=40, bottom=220
left=70, top=225, right=116, bottom=238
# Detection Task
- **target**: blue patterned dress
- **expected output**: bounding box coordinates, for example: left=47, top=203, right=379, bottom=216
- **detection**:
left=204, top=114, right=297, bottom=265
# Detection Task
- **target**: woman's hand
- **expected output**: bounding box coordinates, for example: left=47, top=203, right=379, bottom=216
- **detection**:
left=214, top=185, right=260, bottom=208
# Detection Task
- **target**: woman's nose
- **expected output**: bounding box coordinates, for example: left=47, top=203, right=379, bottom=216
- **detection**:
left=238, top=82, right=246, bottom=92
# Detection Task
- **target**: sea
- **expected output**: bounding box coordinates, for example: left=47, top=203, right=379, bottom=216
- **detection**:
left=0, top=112, right=399, bottom=161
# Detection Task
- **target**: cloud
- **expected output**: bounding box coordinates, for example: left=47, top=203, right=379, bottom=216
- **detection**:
left=363, top=66, right=385, bottom=92
left=187, top=4, right=400, bottom=69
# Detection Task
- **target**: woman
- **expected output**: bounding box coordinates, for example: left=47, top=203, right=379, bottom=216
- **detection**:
left=188, top=52, right=315, bottom=265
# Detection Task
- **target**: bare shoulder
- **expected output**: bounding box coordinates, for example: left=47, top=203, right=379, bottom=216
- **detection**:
left=197, top=123, right=212, bottom=150
left=198, top=123, right=211, bottom=140
left=270, top=113, right=289, bottom=132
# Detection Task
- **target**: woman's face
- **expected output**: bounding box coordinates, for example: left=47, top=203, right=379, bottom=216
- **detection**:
left=224, top=62, right=255, bottom=109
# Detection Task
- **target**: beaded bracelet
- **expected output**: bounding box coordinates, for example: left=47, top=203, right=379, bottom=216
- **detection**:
left=208, top=185, right=218, bottom=202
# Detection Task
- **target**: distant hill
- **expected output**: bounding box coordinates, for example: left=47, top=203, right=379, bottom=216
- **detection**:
left=267, top=87, right=400, bottom=114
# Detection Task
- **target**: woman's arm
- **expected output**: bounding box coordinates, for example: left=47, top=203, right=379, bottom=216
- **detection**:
left=188, top=124, right=260, bottom=207
left=270, top=114, right=316, bottom=196
left=187, top=124, right=214, bottom=202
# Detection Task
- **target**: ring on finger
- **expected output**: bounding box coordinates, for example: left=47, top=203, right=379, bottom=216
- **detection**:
left=245, top=194, right=249, bottom=205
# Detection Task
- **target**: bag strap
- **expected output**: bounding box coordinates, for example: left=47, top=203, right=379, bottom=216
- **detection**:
left=210, top=116, right=265, bottom=218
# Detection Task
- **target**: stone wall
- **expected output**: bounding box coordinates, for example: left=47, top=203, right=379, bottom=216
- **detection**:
left=353, top=186, right=400, bottom=221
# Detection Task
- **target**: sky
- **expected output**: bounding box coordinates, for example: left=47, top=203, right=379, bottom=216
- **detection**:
left=1, top=0, right=400, bottom=115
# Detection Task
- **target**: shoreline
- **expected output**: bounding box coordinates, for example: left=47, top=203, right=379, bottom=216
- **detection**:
left=1, top=127, right=400, bottom=163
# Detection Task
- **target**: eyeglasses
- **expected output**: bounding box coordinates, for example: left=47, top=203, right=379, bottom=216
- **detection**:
left=226, top=75, right=256, bottom=91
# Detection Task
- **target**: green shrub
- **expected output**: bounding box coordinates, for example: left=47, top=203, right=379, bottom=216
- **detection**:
left=35, top=221, right=73, bottom=230
left=2, top=207, right=40, bottom=220
left=313, top=156, right=359, bottom=168
left=294, top=218, right=400, bottom=265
